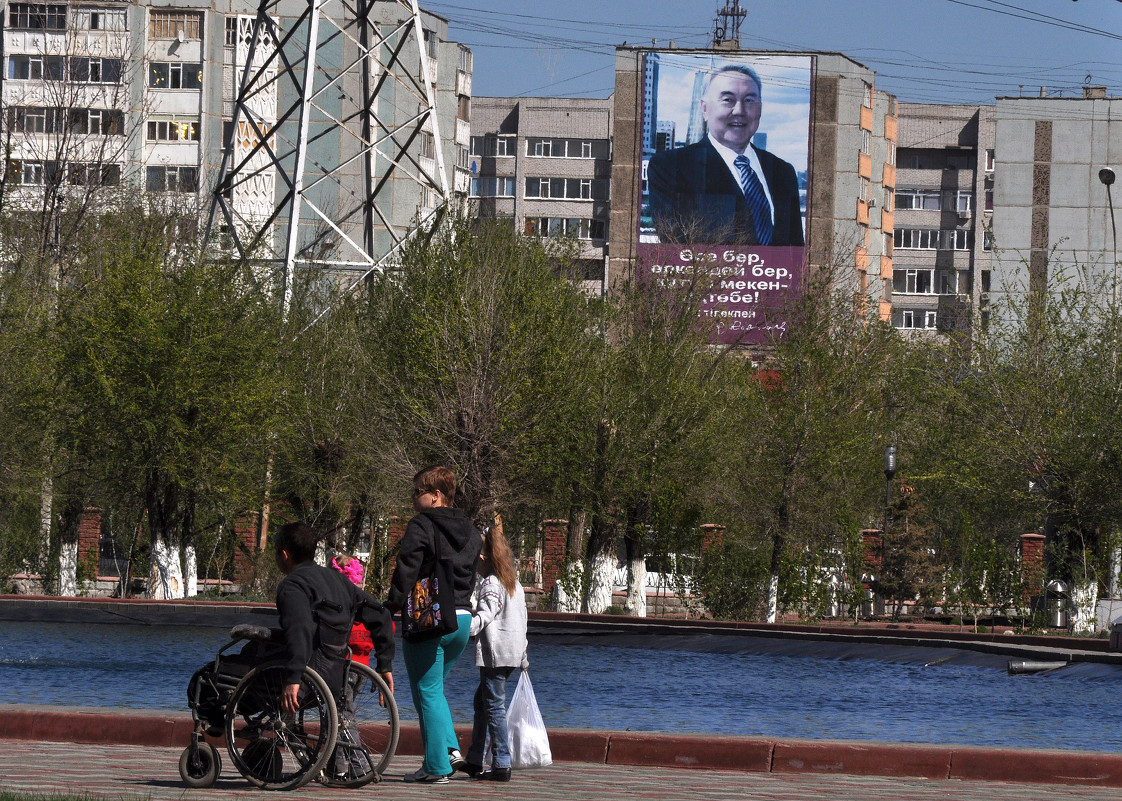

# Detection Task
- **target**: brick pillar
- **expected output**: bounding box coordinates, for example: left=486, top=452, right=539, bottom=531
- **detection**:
left=79, top=508, right=102, bottom=575
left=539, top=519, right=567, bottom=591
left=1020, top=532, right=1045, bottom=596
left=700, top=524, right=725, bottom=555
left=861, top=529, right=883, bottom=574
left=232, top=515, right=260, bottom=584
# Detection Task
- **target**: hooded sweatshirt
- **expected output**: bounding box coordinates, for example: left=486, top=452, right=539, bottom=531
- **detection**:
left=387, top=506, right=483, bottom=614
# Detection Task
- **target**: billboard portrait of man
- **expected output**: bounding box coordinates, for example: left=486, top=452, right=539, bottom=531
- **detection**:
left=643, top=55, right=810, bottom=247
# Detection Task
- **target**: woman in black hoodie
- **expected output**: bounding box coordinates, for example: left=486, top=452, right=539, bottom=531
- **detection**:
left=386, top=465, right=483, bottom=783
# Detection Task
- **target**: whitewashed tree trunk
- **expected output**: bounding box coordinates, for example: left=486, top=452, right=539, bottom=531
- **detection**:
left=58, top=538, right=78, bottom=596
left=1070, top=579, right=1099, bottom=635
left=586, top=552, right=615, bottom=614
left=184, top=543, right=198, bottom=597
left=555, top=561, right=584, bottom=613
left=39, top=478, right=53, bottom=568
left=149, top=538, right=184, bottom=599
left=625, top=554, right=646, bottom=617
left=766, top=571, right=780, bottom=623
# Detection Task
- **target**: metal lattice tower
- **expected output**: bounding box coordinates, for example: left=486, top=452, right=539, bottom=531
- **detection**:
left=712, top=0, right=747, bottom=47
left=205, top=0, right=451, bottom=312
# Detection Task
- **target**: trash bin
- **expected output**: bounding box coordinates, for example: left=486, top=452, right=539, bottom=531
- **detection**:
left=1046, top=579, right=1069, bottom=629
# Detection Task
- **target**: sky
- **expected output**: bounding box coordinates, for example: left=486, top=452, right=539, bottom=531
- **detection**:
left=424, top=0, right=1122, bottom=105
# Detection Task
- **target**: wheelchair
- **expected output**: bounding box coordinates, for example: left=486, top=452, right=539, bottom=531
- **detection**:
left=179, top=623, right=399, bottom=790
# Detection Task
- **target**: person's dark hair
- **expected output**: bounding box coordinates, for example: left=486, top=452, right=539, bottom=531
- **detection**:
left=275, top=522, right=317, bottom=563
left=413, top=465, right=457, bottom=501
left=703, top=63, right=763, bottom=100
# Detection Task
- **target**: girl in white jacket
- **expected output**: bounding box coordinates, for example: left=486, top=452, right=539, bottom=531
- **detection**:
left=453, top=529, right=527, bottom=782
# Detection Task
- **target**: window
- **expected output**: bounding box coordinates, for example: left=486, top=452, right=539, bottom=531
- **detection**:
left=945, top=152, right=970, bottom=171
left=924, top=311, right=937, bottom=329
left=7, top=55, right=64, bottom=81
left=458, top=45, right=472, bottom=74
left=524, top=176, right=608, bottom=200
left=523, top=217, right=606, bottom=239
left=901, top=310, right=914, bottom=329
left=956, top=190, right=972, bottom=212
left=75, top=7, right=126, bottom=30
left=860, top=177, right=870, bottom=203
left=883, top=187, right=894, bottom=212
left=420, top=132, right=435, bottom=159
left=531, top=139, right=553, bottom=157
left=149, top=10, right=202, bottom=39
left=149, top=62, right=203, bottom=90
left=861, top=129, right=870, bottom=155
left=7, top=106, right=51, bottom=133
left=147, top=117, right=200, bottom=141
left=457, top=94, right=470, bottom=121
left=897, top=189, right=941, bottom=210
left=938, top=270, right=959, bottom=295
left=984, top=149, right=995, bottom=172
left=888, top=141, right=896, bottom=165
left=984, top=188, right=993, bottom=212
left=581, top=140, right=592, bottom=158
left=146, top=165, right=198, bottom=193
left=455, top=145, right=469, bottom=170
left=862, top=82, right=872, bottom=108
left=983, top=231, right=994, bottom=251
left=469, top=176, right=515, bottom=197
left=894, top=268, right=933, bottom=294
left=70, top=58, right=123, bottom=84
left=422, top=29, right=437, bottom=59
left=68, top=162, right=121, bottom=186
left=225, top=16, right=238, bottom=47
left=495, top=136, right=513, bottom=157
left=950, top=229, right=971, bottom=250
left=7, top=3, right=66, bottom=30
left=70, top=108, right=124, bottom=135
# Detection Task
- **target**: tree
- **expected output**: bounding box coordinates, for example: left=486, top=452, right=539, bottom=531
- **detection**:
left=55, top=202, right=285, bottom=598
left=357, top=211, right=601, bottom=535
left=718, top=259, right=900, bottom=623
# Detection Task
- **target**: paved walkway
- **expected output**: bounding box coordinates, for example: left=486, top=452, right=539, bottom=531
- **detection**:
left=1, top=740, right=1118, bottom=801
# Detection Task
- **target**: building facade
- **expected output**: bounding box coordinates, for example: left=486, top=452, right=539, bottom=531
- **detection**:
left=892, top=102, right=995, bottom=335
left=1, top=0, right=470, bottom=270
left=469, top=95, right=613, bottom=290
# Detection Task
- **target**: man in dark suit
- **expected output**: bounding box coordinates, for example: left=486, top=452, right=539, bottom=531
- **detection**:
left=647, top=64, right=804, bottom=246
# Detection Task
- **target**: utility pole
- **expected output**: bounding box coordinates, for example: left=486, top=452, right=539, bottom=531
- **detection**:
left=712, top=0, right=747, bottom=48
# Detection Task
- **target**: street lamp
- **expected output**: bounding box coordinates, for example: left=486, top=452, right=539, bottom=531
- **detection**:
left=1100, top=167, right=1117, bottom=309
left=883, top=445, right=897, bottom=540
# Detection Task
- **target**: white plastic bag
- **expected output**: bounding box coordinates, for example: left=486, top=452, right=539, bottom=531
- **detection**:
left=506, top=671, right=552, bottom=768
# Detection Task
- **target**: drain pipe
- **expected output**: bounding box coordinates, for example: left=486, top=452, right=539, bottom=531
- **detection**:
left=1008, top=660, right=1069, bottom=675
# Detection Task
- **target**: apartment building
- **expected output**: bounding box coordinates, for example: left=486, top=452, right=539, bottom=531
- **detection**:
left=891, top=103, right=995, bottom=335
left=1, top=0, right=470, bottom=269
left=469, top=96, right=612, bottom=289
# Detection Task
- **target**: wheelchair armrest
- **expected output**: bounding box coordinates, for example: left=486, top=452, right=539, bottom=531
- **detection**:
left=229, top=623, right=282, bottom=642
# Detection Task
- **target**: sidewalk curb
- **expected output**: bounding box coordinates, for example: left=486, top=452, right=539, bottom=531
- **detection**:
left=2, top=706, right=1121, bottom=787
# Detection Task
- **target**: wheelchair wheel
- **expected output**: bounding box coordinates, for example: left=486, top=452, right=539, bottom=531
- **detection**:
left=179, top=741, right=221, bottom=788
left=225, top=660, right=338, bottom=790
left=322, top=662, right=400, bottom=787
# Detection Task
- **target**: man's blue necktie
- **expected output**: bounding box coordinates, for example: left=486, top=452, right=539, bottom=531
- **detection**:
left=734, top=154, right=774, bottom=246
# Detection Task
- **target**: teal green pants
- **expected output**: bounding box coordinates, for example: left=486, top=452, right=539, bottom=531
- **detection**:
left=402, top=612, right=472, bottom=775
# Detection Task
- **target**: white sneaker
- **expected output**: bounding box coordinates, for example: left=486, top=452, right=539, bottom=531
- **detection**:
left=404, top=767, right=450, bottom=784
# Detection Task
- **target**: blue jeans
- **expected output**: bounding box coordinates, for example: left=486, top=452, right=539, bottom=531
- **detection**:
left=401, top=612, right=472, bottom=775
left=467, top=666, right=515, bottom=770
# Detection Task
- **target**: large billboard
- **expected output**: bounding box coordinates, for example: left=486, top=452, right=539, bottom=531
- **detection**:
left=638, top=52, right=813, bottom=344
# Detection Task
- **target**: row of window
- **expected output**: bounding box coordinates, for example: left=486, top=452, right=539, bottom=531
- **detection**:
left=524, top=177, right=609, bottom=201
left=469, top=135, right=610, bottom=160
left=7, top=4, right=202, bottom=37
left=6, top=106, right=124, bottom=135
left=893, top=228, right=973, bottom=250
left=7, top=57, right=203, bottom=90
left=896, top=188, right=975, bottom=212
left=5, top=159, right=120, bottom=186
left=899, top=310, right=938, bottom=330
left=523, top=217, right=607, bottom=240
left=8, top=56, right=123, bottom=84
left=893, top=268, right=963, bottom=295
